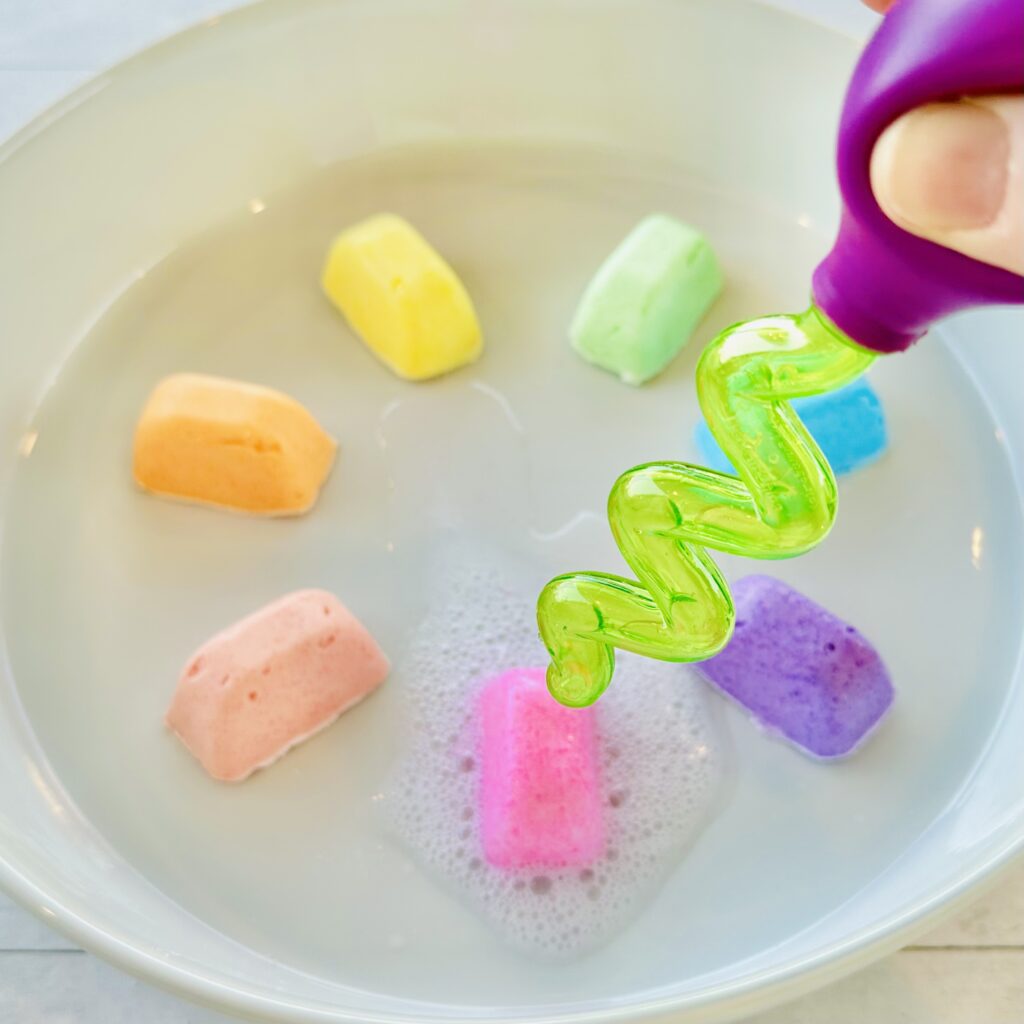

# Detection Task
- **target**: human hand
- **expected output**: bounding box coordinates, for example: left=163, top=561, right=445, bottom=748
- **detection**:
left=863, top=0, right=1024, bottom=275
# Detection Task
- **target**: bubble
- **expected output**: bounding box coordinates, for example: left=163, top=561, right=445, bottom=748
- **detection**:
left=384, top=555, right=726, bottom=958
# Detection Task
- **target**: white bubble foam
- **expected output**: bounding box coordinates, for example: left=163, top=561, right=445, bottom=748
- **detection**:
left=386, top=556, right=728, bottom=958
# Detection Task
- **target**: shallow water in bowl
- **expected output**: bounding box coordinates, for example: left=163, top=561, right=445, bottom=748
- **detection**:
left=388, top=564, right=727, bottom=960
left=1, top=141, right=1021, bottom=1003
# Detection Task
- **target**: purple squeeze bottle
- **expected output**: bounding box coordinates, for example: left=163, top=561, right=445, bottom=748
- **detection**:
left=814, top=0, right=1024, bottom=351
left=539, top=0, right=1024, bottom=708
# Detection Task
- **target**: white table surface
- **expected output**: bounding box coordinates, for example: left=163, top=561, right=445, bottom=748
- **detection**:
left=0, top=1, right=1022, bottom=1021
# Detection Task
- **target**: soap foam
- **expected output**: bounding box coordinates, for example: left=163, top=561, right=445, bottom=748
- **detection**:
left=387, top=561, right=727, bottom=958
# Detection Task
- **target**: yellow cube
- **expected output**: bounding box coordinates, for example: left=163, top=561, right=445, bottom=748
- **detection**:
left=133, top=374, right=336, bottom=516
left=321, top=214, right=483, bottom=380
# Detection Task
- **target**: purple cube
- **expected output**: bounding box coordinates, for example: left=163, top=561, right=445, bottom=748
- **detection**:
left=697, top=576, right=894, bottom=759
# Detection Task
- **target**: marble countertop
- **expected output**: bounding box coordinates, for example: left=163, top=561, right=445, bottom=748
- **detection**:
left=0, top=1, right=1021, bottom=1021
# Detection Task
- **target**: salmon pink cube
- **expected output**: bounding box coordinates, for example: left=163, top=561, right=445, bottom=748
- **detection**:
left=166, top=589, right=388, bottom=781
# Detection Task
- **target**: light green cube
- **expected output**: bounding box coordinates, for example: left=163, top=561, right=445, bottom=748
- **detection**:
left=569, top=214, right=723, bottom=385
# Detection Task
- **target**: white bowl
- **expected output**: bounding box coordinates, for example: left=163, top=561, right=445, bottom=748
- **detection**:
left=1, top=1, right=1022, bottom=1021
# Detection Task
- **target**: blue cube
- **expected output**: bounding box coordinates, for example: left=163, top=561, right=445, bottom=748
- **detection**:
left=693, top=377, right=887, bottom=477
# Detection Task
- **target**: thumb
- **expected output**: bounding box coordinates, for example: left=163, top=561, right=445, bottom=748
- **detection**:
left=870, top=96, right=1024, bottom=276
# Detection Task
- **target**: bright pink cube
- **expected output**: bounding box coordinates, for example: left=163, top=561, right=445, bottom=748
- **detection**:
left=478, top=667, right=605, bottom=869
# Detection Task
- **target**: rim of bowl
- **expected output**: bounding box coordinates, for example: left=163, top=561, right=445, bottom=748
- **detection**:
left=0, top=2, right=1022, bottom=1022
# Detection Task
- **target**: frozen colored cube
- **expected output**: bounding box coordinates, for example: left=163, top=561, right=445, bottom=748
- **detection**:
left=133, top=374, right=336, bottom=516
left=321, top=214, right=483, bottom=380
left=696, top=576, right=894, bottom=759
left=694, top=377, right=887, bottom=477
left=570, top=214, right=723, bottom=385
left=478, top=667, right=605, bottom=869
left=166, top=590, right=389, bottom=781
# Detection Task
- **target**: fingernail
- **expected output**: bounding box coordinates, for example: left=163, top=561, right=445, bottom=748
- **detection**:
left=872, top=102, right=1009, bottom=231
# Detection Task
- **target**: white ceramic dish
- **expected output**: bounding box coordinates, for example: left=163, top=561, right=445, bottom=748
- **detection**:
left=1, top=1, right=1022, bottom=1021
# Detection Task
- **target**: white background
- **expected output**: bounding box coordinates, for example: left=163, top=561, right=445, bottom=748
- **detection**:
left=0, top=1, right=1022, bottom=1021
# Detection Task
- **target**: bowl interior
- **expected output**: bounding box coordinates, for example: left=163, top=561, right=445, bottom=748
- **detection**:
left=1, top=1, right=1023, bottom=1021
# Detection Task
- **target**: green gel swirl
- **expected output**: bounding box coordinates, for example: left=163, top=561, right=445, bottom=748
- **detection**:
left=537, top=304, right=876, bottom=708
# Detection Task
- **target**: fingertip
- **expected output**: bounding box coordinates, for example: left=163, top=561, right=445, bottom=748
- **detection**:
left=871, top=103, right=1008, bottom=232
left=871, top=97, right=1024, bottom=276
